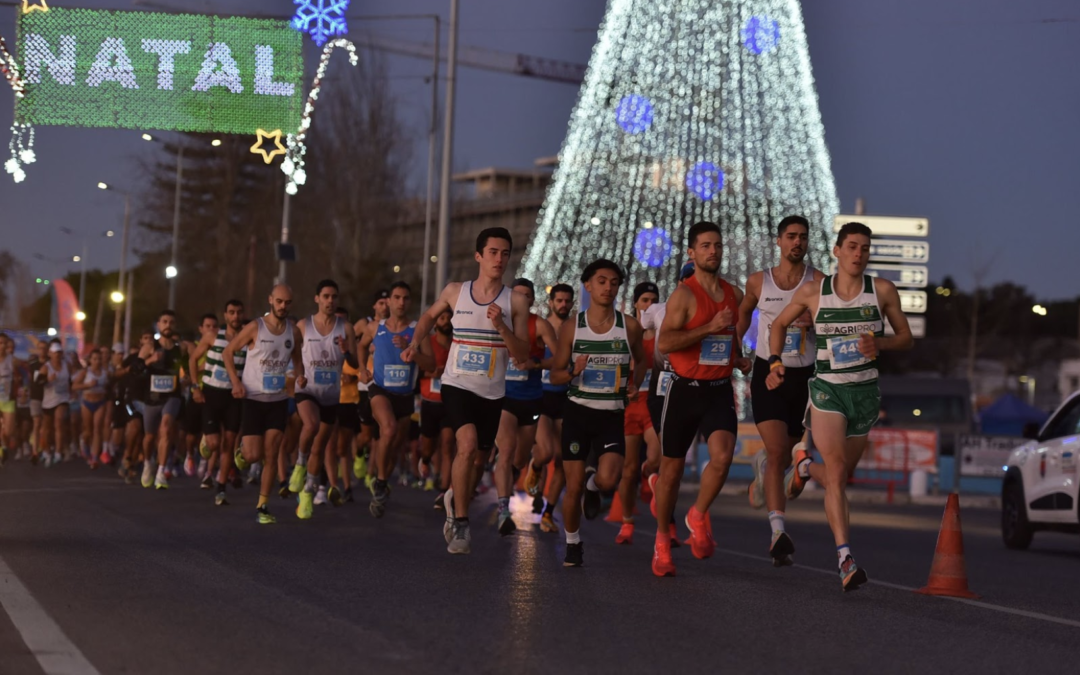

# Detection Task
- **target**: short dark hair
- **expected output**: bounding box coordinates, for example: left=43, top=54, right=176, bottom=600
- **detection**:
left=687, top=221, right=722, bottom=248
left=549, top=283, right=574, bottom=301
left=159, top=309, right=176, bottom=320
left=512, top=278, right=535, bottom=294
left=476, top=227, right=513, bottom=255
left=224, top=298, right=244, bottom=311
left=836, top=222, right=873, bottom=247
left=777, top=215, right=810, bottom=236
left=315, top=279, right=339, bottom=295
left=580, top=259, right=624, bottom=284
left=199, top=313, right=218, bottom=325
left=390, top=281, right=411, bottom=295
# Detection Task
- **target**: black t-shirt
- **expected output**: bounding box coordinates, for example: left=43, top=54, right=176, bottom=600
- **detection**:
left=121, top=354, right=147, bottom=405
left=144, top=339, right=183, bottom=404
left=27, top=356, right=46, bottom=401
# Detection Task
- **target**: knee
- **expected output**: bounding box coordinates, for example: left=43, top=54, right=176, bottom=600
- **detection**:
left=379, top=419, right=396, bottom=440
left=822, top=464, right=847, bottom=490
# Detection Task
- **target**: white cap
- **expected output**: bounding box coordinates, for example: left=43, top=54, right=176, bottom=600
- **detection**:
left=48, top=343, right=63, bottom=353
left=112, top=342, right=124, bottom=354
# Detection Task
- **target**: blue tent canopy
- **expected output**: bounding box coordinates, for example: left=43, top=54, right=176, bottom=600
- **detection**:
left=979, top=393, right=1049, bottom=437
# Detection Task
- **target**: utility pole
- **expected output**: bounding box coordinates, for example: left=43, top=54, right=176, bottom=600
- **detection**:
left=111, top=193, right=130, bottom=347
left=435, top=0, right=460, bottom=293
left=168, top=146, right=184, bottom=309
left=421, top=17, right=440, bottom=310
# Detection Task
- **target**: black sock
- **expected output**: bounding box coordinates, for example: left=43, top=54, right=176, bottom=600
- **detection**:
left=543, top=502, right=555, bottom=516
left=454, top=516, right=469, bottom=524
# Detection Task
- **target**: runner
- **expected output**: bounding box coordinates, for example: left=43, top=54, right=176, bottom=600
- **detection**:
left=654, top=222, right=751, bottom=577
left=492, top=278, right=558, bottom=536
left=0, top=333, right=22, bottom=464
left=26, top=339, right=47, bottom=463
left=416, top=307, right=454, bottom=509
left=38, top=342, right=71, bottom=466
left=181, top=313, right=218, bottom=479
left=333, top=306, right=360, bottom=503
left=223, top=284, right=306, bottom=524
left=358, top=282, right=420, bottom=518
left=400, top=227, right=532, bottom=554
left=352, top=289, right=390, bottom=484
left=547, top=259, right=645, bottom=567
left=523, top=284, right=575, bottom=534
left=614, top=281, right=662, bottom=545
left=737, top=215, right=825, bottom=566
left=14, top=359, right=33, bottom=462
left=113, top=339, right=146, bottom=483
left=71, top=348, right=109, bottom=468
left=189, top=301, right=247, bottom=505
left=133, top=310, right=190, bottom=490
left=766, top=221, right=913, bottom=591
left=289, top=279, right=358, bottom=519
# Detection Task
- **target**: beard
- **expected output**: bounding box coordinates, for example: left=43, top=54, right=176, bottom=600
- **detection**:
left=696, top=260, right=720, bottom=275
left=554, top=307, right=571, bottom=320
left=436, top=323, right=453, bottom=336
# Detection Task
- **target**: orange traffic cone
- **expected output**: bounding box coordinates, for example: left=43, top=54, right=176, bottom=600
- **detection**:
left=917, top=493, right=978, bottom=599
left=605, top=492, right=638, bottom=522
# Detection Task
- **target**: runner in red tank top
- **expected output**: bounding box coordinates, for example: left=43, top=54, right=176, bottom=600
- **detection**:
left=415, top=307, right=455, bottom=507
left=654, top=222, right=751, bottom=577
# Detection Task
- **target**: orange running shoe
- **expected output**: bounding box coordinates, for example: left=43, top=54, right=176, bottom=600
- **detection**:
left=648, top=473, right=659, bottom=518
left=616, top=522, right=634, bottom=545
left=669, top=522, right=681, bottom=548
left=787, top=444, right=812, bottom=499
left=685, top=506, right=715, bottom=559
left=652, top=534, right=676, bottom=577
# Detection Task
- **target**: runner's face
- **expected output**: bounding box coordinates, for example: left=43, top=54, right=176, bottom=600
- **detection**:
left=435, top=311, right=452, bottom=334
left=513, top=285, right=535, bottom=306
left=270, top=289, right=293, bottom=319
left=834, top=234, right=870, bottom=276
left=374, top=299, right=389, bottom=319
left=158, top=314, right=176, bottom=337
left=315, top=286, right=338, bottom=316
left=89, top=351, right=101, bottom=368
left=200, top=318, right=218, bottom=337
left=778, top=225, right=809, bottom=264
left=585, top=269, right=621, bottom=308
left=225, top=304, right=244, bottom=331
left=475, top=237, right=511, bottom=280
left=634, top=292, right=659, bottom=314
left=389, top=288, right=411, bottom=318
left=549, top=292, right=573, bottom=320
left=689, top=231, right=722, bottom=274
left=140, top=334, right=153, bottom=348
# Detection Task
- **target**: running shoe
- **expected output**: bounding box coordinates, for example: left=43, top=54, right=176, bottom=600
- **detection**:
left=184, top=455, right=196, bottom=477
left=770, top=531, right=795, bottom=567
left=215, top=491, right=228, bottom=506
left=89, top=459, right=99, bottom=470
left=364, top=474, right=376, bottom=491
left=748, top=450, right=767, bottom=509
left=369, top=479, right=389, bottom=518
left=540, top=512, right=558, bottom=533
left=0, top=447, right=5, bottom=467
left=230, top=470, right=243, bottom=490
left=434, top=491, right=446, bottom=510
left=640, top=463, right=653, bottom=504
left=353, top=453, right=367, bottom=480
left=423, top=477, right=435, bottom=492
left=256, top=506, right=276, bottom=525
left=154, top=474, right=169, bottom=490
left=497, top=510, right=517, bottom=537
left=684, top=506, right=715, bottom=559
left=652, top=536, right=676, bottom=577
left=344, top=486, right=354, bottom=503
left=246, top=465, right=260, bottom=485
left=563, top=542, right=584, bottom=567
left=100, top=450, right=113, bottom=465
left=648, top=473, right=659, bottom=518
left=787, top=444, right=812, bottom=500
left=314, top=486, right=328, bottom=506
left=669, top=522, right=681, bottom=548
left=447, top=520, right=471, bottom=555
left=442, top=489, right=455, bottom=542
left=583, top=467, right=601, bottom=520
left=278, top=480, right=290, bottom=499
left=418, top=458, right=431, bottom=480
left=616, top=522, right=634, bottom=545
left=233, top=448, right=249, bottom=472
left=523, top=461, right=542, bottom=496
left=200, top=475, right=214, bottom=490
left=141, top=462, right=154, bottom=488
left=296, top=490, right=315, bottom=520
left=199, top=438, right=212, bottom=460
left=328, top=486, right=344, bottom=507
left=288, top=464, right=305, bottom=494
left=840, top=555, right=867, bottom=592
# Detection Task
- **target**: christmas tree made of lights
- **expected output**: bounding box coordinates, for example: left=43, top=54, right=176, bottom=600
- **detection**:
left=520, top=0, right=839, bottom=299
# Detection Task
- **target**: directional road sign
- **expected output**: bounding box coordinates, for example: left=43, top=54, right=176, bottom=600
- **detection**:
left=868, top=240, right=930, bottom=264
left=899, top=290, right=928, bottom=314
left=865, top=264, right=929, bottom=288
left=833, top=215, right=930, bottom=237
left=885, top=315, right=926, bottom=339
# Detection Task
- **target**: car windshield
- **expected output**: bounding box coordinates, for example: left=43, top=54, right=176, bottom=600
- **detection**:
left=882, top=394, right=966, bottom=426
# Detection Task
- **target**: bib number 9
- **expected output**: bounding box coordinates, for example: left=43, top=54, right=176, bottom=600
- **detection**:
left=262, top=374, right=285, bottom=394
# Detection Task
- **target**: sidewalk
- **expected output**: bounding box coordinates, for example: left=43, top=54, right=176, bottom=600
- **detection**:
left=682, top=479, right=1001, bottom=510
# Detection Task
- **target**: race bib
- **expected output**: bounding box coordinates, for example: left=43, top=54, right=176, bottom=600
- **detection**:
left=828, top=336, right=870, bottom=370
left=640, top=369, right=652, bottom=392
left=313, top=368, right=339, bottom=387
left=454, top=346, right=493, bottom=378
left=383, top=365, right=412, bottom=389
left=699, top=335, right=732, bottom=367
left=541, top=370, right=551, bottom=385
left=656, top=371, right=674, bottom=397
left=506, top=361, right=529, bottom=382
left=430, top=377, right=442, bottom=394
left=213, top=369, right=230, bottom=383
left=150, top=375, right=177, bottom=393
left=783, top=327, right=805, bottom=356
left=262, top=374, right=286, bottom=394
left=580, top=364, right=619, bottom=394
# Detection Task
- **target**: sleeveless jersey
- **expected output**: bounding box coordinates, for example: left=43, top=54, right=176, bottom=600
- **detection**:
left=420, top=334, right=451, bottom=403
left=204, top=329, right=246, bottom=390
left=83, top=366, right=108, bottom=396
left=568, top=310, right=632, bottom=411
left=373, top=319, right=418, bottom=395
left=295, top=315, right=346, bottom=405
left=147, top=339, right=183, bottom=402
left=340, top=362, right=360, bottom=404
left=506, top=314, right=544, bottom=401
left=814, top=275, right=884, bottom=385
left=43, top=361, right=70, bottom=408
left=667, top=276, right=738, bottom=381
left=757, top=266, right=817, bottom=368
left=442, top=281, right=513, bottom=400
left=241, top=318, right=294, bottom=402
left=0, top=354, right=12, bottom=402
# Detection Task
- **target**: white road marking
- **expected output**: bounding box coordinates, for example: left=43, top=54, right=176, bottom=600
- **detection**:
left=0, top=555, right=102, bottom=675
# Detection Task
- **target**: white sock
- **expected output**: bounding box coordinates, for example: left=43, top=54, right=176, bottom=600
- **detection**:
left=156, top=465, right=166, bottom=479
left=586, top=473, right=598, bottom=492
left=837, top=544, right=852, bottom=565
left=297, top=452, right=308, bottom=467
left=565, top=529, right=581, bottom=545
left=797, top=457, right=811, bottom=479
left=304, top=473, right=318, bottom=492
left=768, top=510, right=786, bottom=534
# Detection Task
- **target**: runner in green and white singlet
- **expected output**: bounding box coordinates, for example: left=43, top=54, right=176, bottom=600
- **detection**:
left=766, top=222, right=913, bottom=592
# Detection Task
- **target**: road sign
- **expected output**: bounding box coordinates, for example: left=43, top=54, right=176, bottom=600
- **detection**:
left=865, top=264, right=928, bottom=288
left=884, top=315, right=925, bottom=339
left=899, top=290, right=927, bottom=313
left=833, top=215, right=930, bottom=237
left=868, top=240, right=930, bottom=263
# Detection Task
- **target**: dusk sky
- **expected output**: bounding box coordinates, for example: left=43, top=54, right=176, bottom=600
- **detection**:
left=1, top=0, right=1078, bottom=299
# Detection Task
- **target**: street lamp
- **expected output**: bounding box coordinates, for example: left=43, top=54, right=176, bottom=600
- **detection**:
left=75, top=311, right=87, bottom=322
left=165, top=265, right=178, bottom=279
left=98, top=182, right=131, bottom=347
left=110, top=291, right=125, bottom=304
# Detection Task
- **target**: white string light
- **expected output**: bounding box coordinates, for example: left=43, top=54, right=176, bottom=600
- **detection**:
left=191, top=42, right=244, bottom=94
left=85, top=37, right=139, bottom=89
left=5, top=122, right=36, bottom=183
left=520, top=0, right=839, bottom=303
left=141, top=39, right=192, bottom=91
left=23, top=33, right=76, bottom=85
left=0, top=36, right=26, bottom=98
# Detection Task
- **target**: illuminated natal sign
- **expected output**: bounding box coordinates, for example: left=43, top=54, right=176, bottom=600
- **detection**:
left=16, top=7, right=303, bottom=134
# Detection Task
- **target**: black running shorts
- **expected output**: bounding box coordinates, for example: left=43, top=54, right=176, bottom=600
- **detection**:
left=441, top=384, right=503, bottom=451
left=503, top=396, right=542, bottom=427
left=660, top=375, right=737, bottom=459
left=202, top=386, right=243, bottom=436
left=750, top=358, right=813, bottom=439
left=240, top=399, right=288, bottom=437
left=337, top=402, right=360, bottom=434
left=540, top=390, right=567, bottom=421
left=369, top=384, right=414, bottom=421
left=561, top=399, right=625, bottom=461
left=295, top=393, right=339, bottom=426
left=420, top=399, right=448, bottom=439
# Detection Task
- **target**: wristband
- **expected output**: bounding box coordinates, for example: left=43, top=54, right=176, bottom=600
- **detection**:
left=768, top=355, right=783, bottom=371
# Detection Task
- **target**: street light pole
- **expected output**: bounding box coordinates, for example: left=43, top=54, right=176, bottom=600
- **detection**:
left=278, top=191, right=291, bottom=285
left=112, top=192, right=130, bottom=347
left=421, top=17, right=440, bottom=310
left=77, top=238, right=87, bottom=311
left=168, top=145, right=184, bottom=309
left=435, top=0, right=459, bottom=293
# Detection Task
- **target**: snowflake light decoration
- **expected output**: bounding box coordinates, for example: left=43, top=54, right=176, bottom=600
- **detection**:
left=291, top=0, right=350, bottom=47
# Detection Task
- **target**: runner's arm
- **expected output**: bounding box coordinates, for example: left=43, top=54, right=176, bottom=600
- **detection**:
left=356, top=322, right=375, bottom=380
left=768, top=284, right=816, bottom=359
left=404, top=283, right=458, bottom=361
left=737, top=272, right=762, bottom=343
left=188, top=333, right=214, bottom=394
left=415, top=334, right=437, bottom=375
left=626, top=316, right=647, bottom=391
left=291, top=324, right=306, bottom=382
left=342, top=323, right=359, bottom=368
left=536, top=317, right=558, bottom=370
left=223, top=322, right=257, bottom=388
left=873, top=278, right=914, bottom=352
left=548, top=317, right=578, bottom=386
left=502, top=291, right=532, bottom=365
left=657, top=286, right=713, bottom=354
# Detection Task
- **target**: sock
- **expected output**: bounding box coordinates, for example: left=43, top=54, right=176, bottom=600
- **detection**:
left=454, top=516, right=469, bottom=525
left=498, top=496, right=510, bottom=513
left=837, top=544, right=852, bottom=565
left=543, top=502, right=555, bottom=516
left=156, top=465, right=166, bottom=479
left=768, top=510, right=786, bottom=534
left=565, top=529, right=581, bottom=545
left=257, top=494, right=268, bottom=509
left=297, top=452, right=308, bottom=467
left=797, top=457, right=811, bottom=479
left=586, top=473, right=598, bottom=492
left=304, top=472, right=317, bottom=492
left=216, top=480, right=226, bottom=492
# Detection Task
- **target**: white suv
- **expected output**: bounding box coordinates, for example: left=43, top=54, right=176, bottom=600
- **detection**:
left=1001, top=392, right=1080, bottom=548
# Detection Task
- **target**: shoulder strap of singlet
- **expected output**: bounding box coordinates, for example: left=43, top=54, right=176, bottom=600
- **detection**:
left=822, top=276, right=833, bottom=296
left=863, top=275, right=874, bottom=294
left=615, top=311, right=624, bottom=329
left=577, top=311, right=587, bottom=329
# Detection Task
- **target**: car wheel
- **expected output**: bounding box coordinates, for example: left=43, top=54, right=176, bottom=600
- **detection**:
left=1002, top=480, right=1034, bottom=550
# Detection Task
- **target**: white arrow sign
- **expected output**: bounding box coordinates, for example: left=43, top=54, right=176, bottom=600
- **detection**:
left=865, top=264, right=929, bottom=288
left=868, top=240, right=930, bottom=263
left=899, top=290, right=928, bottom=313
left=833, top=215, right=930, bottom=237
left=885, top=315, right=926, bottom=339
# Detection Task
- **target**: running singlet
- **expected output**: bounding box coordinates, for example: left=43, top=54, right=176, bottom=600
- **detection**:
left=83, top=367, right=108, bottom=396
left=204, top=329, right=247, bottom=390
left=341, top=362, right=360, bottom=404
left=0, top=354, right=12, bottom=403
left=42, top=362, right=70, bottom=408
left=442, top=281, right=513, bottom=400
left=357, top=316, right=373, bottom=394
left=640, top=303, right=674, bottom=398
left=756, top=266, right=817, bottom=368
left=567, top=311, right=631, bottom=412
left=505, top=314, right=544, bottom=401
left=295, top=315, right=346, bottom=405
left=146, top=340, right=183, bottom=403
left=814, top=275, right=884, bottom=385
left=420, top=334, right=450, bottom=403
left=667, top=276, right=738, bottom=381
left=373, top=320, right=418, bottom=395
left=241, top=318, right=294, bottom=403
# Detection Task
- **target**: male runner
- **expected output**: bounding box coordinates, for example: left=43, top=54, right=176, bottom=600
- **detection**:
left=353, top=289, right=390, bottom=481
left=290, top=279, right=358, bottom=519
left=737, top=215, right=825, bottom=566
left=135, top=310, right=190, bottom=490
left=767, top=221, right=912, bottom=591
left=224, top=284, right=305, bottom=524
left=492, top=278, right=558, bottom=536
left=401, top=227, right=532, bottom=554
left=358, top=281, right=419, bottom=518
left=654, top=222, right=751, bottom=577
left=548, top=259, right=645, bottom=567
left=417, top=307, right=454, bottom=509
left=333, top=306, right=360, bottom=502
left=190, top=300, right=247, bottom=505
left=26, top=339, right=47, bottom=462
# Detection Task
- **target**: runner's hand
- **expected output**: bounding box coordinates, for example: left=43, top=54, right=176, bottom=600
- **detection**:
left=766, top=364, right=785, bottom=390
left=857, top=334, right=879, bottom=359
left=231, top=382, right=246, bottom=399
left=400, top=345, right=415, bottom=363
left=192, top=388, right=205, bottom=404
left=734, top=356, right=752, bottom=375
left=357, top=368, right=372, bottom=384
left=296, top=375, right=308, bottom=390
left=573, top=354, right=588, bottom=375
left=707, top=307, right=734, bottom=332
left=487, top=303, right=506, bottom=329
left=627, top=380, right=638, bottom=398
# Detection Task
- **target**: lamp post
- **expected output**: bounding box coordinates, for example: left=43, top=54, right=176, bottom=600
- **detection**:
left=436, top=0, right=460, bottom=293
left=98, top=182, right=130, bottom=347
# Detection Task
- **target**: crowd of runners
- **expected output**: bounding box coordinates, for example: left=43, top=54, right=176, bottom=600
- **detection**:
left=0, top=217, right=913, bottom=590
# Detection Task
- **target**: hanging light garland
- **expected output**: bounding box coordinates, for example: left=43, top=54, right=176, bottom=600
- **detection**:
left=5, top=122, right=37, bottom=183
left=0, top=35, right=26, bottom=99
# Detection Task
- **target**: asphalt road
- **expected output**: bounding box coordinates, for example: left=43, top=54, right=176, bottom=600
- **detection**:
left=1, top=460, right=1078, bottom=675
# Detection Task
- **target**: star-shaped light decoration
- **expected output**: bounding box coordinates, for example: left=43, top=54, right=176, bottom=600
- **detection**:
left=250, top=128, right=287, bottom=164
left=21, top=0, right=50, bottom=14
